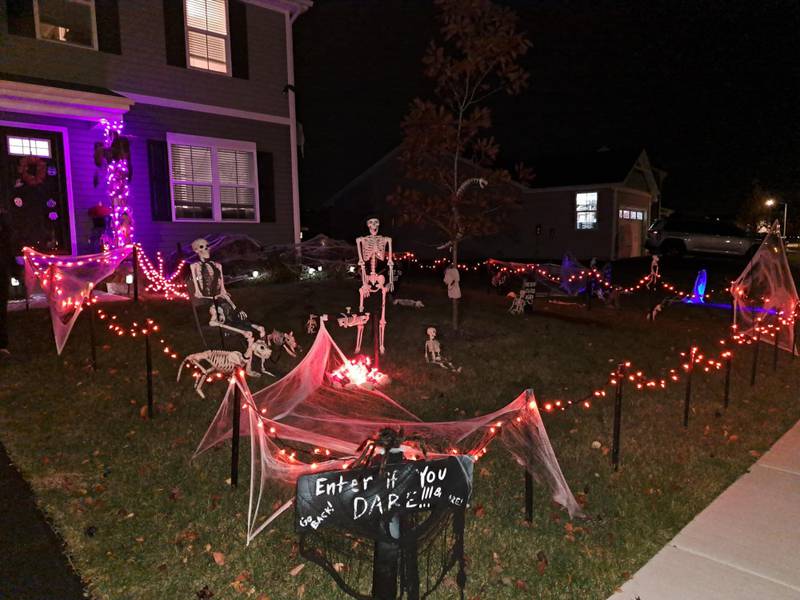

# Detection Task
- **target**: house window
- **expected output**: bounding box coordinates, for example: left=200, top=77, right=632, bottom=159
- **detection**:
left=167, top=133, right=258, bottom=222
left=7, top=136, right=51, bottom=158
left=619, top=209, right=646, bottom=221
left=185, top=0, right=230, bottom=74
left=34, top=0, right=97, bottom=50
left=576, top=192, right=598, bottom=230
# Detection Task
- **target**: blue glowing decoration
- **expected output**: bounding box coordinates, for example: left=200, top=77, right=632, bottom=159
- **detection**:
left=684, top=269, right=707, bottom=304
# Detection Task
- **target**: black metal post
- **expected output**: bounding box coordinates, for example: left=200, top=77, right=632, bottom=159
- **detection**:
left=750, top=328, right=761, bottom=387
left=723, top=353, right=732, bottom=409
left=611, top=364, right=624, bottom=470
left=372, top=450, right=403, bottom=599
left=773, top=327, right=780, bottom=371
left=584, top=273, right=592, bottom=310
left=231, top=383, right=241, bottom=487
left=87, top=297, right=97, bottom=371
left=132, top=245, right=140, bottom=303
left=144, top=333, right=154, bottom=418
left=683, top=348, right=695, bottom=428
left=524, top=470, right=534, bottom=522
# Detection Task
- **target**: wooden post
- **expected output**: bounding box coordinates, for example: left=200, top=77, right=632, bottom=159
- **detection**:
left=611, top=364, right=624, bottom=470
left=132, top=245, right=140, bottom=303
left=750, top=327, right=761, bottom=387
left=231, top=382, right=241, bottom=487
left=87, top=297, right=97, bottom=371
left=683, top=347, right=695, bottom=428
left=723, top=352, right=732, bottom=409
left=144, top=332, right=154, bottom=418
left=773, top=327, right=780, bottom=371
left=524, top=470, right=534, bottom=522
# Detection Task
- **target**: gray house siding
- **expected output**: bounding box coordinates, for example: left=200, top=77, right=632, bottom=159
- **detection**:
left=1, top=104, right=293, bottom=254
left=0, top=1, right=290, bottom=118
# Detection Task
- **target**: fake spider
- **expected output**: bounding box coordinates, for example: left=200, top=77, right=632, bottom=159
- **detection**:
left=352, top=428, right=430, bottom=476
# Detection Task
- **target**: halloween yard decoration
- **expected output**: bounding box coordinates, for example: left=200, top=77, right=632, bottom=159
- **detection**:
left=443, top=264, right=461, bottom=299
left=356, top=218, right=394, bottom=354
left=189, top=238, right=265, bottom=341
left=425, top=327, right=461, bottom=372
left=338, top=307, right=371, bottom=354
left=392, top=299, right=424, bottom=308
left=509, top=279, right=537, bottom=315
left=295, top=429, right=473, bottom=600
left=178, top=338, right=274, bottom=398
left=306, top=314, right=318, bottom=335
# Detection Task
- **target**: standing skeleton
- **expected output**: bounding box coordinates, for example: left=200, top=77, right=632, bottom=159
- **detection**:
left=356, top=218, right=394, bottom=354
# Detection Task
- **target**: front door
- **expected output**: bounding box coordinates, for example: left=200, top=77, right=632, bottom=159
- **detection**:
left=617, top=208, right=646, bottom=258
left=0, top=126, right=71, bottom=254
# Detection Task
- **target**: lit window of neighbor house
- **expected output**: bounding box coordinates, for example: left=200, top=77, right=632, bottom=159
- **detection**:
left=168, top=133, right=258, bottom=222
left=7, top=136, right=51, bottom=158
left=35, top=0, right=97, bottom=49
left=185, top=0, right=230, bottom=74
left=576, top=192, right=598, bottom=229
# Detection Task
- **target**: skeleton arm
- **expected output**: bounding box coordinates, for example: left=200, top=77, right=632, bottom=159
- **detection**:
left=356, top=236, right=368, bottom=286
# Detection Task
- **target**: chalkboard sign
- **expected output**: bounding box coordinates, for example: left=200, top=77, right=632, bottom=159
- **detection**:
left=296, top=455, right=473, bottom=539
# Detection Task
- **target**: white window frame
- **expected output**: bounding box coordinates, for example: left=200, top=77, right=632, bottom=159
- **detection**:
left=575, top=191, right=599, bottom=230
left=167, top=132, right=259, bottom=223
left=7, top=135, right=52, bottom=158
left=33, top=0, right=99, bottom=51
left=184, top=0, right=232, bottom=76
left=619, top=208, right=647, bottom=221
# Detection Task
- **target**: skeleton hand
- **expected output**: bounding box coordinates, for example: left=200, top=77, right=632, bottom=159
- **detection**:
left=238, top=310, right=248, bottom=321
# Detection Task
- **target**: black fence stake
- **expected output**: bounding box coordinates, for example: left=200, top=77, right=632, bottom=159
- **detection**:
left=723, top=352, right=732, bottom=409
left=87, top=297, right=97, bottom=371
left=231, top=382, right=241, bottom=487
left=683, top=347, right=695, bottom=428
left=773, top=327, right=780, bottom=371
left=132, top=245, right=140, bottom=303
left=750, top=328, right=761, bottom=387
left=584, top=273, right=592, bottom=310
left=611, top=364, right=625, bottom=471
left=144, top=333, right=154, bottom=418
left=524, top=470, right=534, bottom=523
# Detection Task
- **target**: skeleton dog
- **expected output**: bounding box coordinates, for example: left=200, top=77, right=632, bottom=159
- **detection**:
left=178, top=338, right=274, bottom=398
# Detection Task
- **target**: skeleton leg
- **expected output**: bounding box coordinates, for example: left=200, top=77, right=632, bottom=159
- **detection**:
left=194, top=365, right=211, bottom=399
left=359, top=285, right=369, bottom=313
left=379, top=285, right=387, bottom=354
left=355, top=322, right=365, bottom=353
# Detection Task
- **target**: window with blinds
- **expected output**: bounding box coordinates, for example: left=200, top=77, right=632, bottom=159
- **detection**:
left=167, top=134, right=257, bottom=222
left=576, top=192, right=598, bottom=230
left=184, top=0, right=230, bottom=74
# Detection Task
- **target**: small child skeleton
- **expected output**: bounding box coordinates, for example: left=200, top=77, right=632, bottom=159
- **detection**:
left=177, top=338, right=274, bottom=398
left=424, top=327, right=461, bottom=373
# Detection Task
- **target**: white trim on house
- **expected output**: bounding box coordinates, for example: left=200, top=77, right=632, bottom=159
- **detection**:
left=243, top=0, right=312, bottom=19
left=115, top=91, right=290, bottom=126
left=166, top=132, right=260, bottom=224
left=284, top=11, right=301, bottom=244
left=0, top=79, right=133, bottom=122
left=0, top=119, right=77, bottom=256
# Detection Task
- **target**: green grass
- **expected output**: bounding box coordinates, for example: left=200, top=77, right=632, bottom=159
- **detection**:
left=2, top=275, right=799, bottom=599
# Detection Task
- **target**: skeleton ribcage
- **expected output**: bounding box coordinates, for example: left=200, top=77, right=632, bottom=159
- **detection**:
left=361, top=236, right=387, bottom=264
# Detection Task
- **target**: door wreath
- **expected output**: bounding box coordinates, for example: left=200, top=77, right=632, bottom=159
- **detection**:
left=18, top=156, right=47, bottom=186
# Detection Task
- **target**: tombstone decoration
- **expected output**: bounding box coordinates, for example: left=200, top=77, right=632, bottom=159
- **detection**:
left=338, top=306, right=371, bottom=354
left=425, top=327, right=462, bottom=373
left=295, top=429, right=473, bottom=600
left=189, top=238, right=266, bottom=341
left=356, top=218, right=394, bottom=354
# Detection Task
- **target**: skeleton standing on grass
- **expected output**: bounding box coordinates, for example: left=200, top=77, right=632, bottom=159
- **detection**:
left=189, top=238, right=265, bottom=341
left=424, top=327, right=461, bottom=373
left=356, top=218, right=394, bottom=354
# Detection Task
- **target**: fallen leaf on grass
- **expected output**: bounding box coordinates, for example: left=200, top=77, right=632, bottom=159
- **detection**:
left=256, top=595, right=270, bottom=600
left=473, top=504, right=485, bottom=518
left=289, top=563, right=305, bottom=577
left=212, top=552, right=225, bottom=566
left=196, top=586, right=214, bottom=599
left=296, top=584, right=305, bottom=598
left=515, top=579, right=528, bottom=590
left=169, top=487, right=183, bottom=501
left=536, top=550, right=548, bottom=575
left=749, top=450, right=762, bottom=457
left=175, top=529, right=199, bottom=545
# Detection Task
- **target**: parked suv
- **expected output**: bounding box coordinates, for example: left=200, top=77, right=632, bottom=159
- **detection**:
left=646, top=217, right=762, bottom=257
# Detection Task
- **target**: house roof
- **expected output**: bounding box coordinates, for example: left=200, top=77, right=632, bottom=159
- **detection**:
left=0, top=73, right=133, bottom=122
left=525, top=148, right=645, bottom=189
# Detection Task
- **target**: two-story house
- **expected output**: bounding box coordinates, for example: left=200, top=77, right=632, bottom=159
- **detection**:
left=0, top=0, right=310, bottom=256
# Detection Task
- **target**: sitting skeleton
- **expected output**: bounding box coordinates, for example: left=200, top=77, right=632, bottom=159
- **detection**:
left=189, top=238, right=265, bottom=342
left=509, top=280, right=536, bottom=315
left=424, top=327, right=461, bottom=373
left=306, top=314, right=318, bottom=335
left=177, top=338, right=274, bottom=398
left=392, top=298, right=424, bottom=308
left=508, top=292, right=526, bottom=315
left=337, top=306, right=370, bottom=353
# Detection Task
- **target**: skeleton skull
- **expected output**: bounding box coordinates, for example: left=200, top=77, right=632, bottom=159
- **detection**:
left=427, top=327, right=437, bottom=340
left=191, top=238, right=210, bottom=261
left=367, top=218, right=380, bottom=236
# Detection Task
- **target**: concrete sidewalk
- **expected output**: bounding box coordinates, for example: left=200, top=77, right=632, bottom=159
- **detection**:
left=610, top=421, right=800, bottom=600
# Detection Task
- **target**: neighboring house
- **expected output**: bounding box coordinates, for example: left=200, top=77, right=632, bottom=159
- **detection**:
left=0, top=0, right=310, bottom=256
left=325, top=147, right=664, bottom=261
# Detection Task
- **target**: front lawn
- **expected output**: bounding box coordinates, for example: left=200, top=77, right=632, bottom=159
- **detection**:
left=1, top=273, right=798, bottom=599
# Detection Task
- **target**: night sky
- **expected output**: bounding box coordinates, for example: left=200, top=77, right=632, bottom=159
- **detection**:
left=294, top=0, right=799, bottom=221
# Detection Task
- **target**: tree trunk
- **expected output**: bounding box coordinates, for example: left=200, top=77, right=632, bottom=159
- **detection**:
left=451, top=240, right=459, bottom=330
